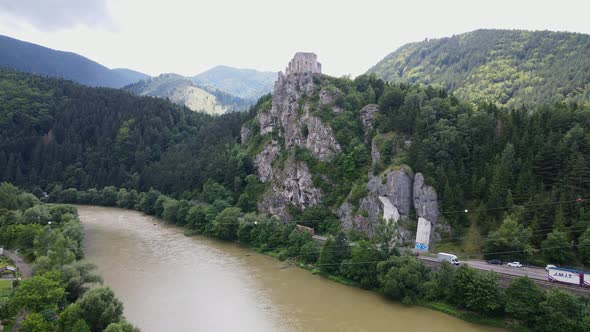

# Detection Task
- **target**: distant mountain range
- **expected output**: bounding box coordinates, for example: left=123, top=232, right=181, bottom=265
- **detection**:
left=0, top=34, right=147, bottom=88
left=192, top=65, right=276, bottom=100
left=124, top=74, right=228, bottom=115
left=368, top=29, right=590, bottom=108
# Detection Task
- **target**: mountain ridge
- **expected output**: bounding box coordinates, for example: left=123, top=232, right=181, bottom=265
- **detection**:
left=368, top=29, right=590, bottom=108
left=0, top=34, right=148, bottom=88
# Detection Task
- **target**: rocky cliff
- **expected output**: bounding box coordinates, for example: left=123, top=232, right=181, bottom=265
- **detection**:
left=243, top=53, right=445, bottom=246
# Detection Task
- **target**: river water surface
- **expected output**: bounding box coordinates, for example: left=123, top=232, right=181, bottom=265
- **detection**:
left=80, top=205, right=503, bottom=332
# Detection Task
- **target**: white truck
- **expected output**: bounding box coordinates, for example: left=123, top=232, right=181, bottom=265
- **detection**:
left=437, top=252, right=460, bottom=266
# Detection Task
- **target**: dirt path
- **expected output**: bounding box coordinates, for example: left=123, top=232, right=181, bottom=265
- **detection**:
left=4, top=250, right=31, bottom=279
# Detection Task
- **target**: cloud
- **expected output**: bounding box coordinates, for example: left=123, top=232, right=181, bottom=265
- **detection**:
left=0, top=0, right=114, bottom=31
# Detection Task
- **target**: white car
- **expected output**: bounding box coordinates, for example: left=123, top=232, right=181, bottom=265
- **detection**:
left=507, top=262, right=522, bottom=268
left=545, top=264, right=556, bottom=271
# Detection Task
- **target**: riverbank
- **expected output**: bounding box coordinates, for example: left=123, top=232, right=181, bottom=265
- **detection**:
left=80, top=205, right=505, bottom=332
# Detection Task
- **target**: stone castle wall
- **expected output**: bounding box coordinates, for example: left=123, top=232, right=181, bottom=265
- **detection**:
left=285, top=52, right=322, bottom=75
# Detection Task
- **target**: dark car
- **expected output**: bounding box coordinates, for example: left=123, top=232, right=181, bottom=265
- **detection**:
left=487, top=259, right=502, bottom=265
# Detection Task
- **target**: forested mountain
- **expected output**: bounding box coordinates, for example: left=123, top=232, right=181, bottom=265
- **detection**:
left=0, top=68, right=253, bottom=194
left=124, top=73, right=227, bottom=115
left=192, top=65, right=276, bottom=100
left=0, top=34, right=148, bottom=88
left=368, top=29, right=590, bottom=108
left=3, top=58, right=590, bottom=270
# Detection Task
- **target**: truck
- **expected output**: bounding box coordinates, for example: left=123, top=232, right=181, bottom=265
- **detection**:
left=547, top=266, right=585, bottom=286
left=437, top=252, right=460, bottom=266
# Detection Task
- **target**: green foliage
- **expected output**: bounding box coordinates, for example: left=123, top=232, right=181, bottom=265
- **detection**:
left=8, top=276, right=65, bottom=314
left=369, top=29, right=590, bottom=108
left=57, top=304, right=90, bottom=332
left=340, top=240, right=384, bottom=289
left=77, top=287, right=124, bottom=332
left=212, top=207, right=242, bottom=240
left=484, top=215, right=533, bottom=261
left=21, top=312, right=57, bottom=332
left=103, top=321, right=140, bottom=332
left=453, top=266, right=503, bottom=315
left=377, top=255, right=429, bottom=304
left=541, top=229, right=574, bottom=264
left=318, top=233, right=351, bottom=274
left=504, top=277, right=543, bottom=325
left=535, top=289, right=585, bottom=331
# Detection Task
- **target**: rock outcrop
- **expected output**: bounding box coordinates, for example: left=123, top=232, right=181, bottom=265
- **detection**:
left=252, top=53, right=339, bottom=219
left=355, top=168, right=441, bottom=245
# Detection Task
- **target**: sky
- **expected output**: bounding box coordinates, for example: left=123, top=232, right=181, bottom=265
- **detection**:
left=0, top=0, right=589, bottom=77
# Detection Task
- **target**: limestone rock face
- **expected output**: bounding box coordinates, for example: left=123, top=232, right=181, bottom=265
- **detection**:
left=240, top=125, right=250, bottom=145
left=360, top=104, right=379, bottom=134
left=413, top=173, right=439, bottom=224
left=253, top=53, right=339, bottom=220
left=259, top=159, right=322, bottom=220
left=319, top=87, right=343, bottom=113
left=371, top=139, right=381, bottom=165
left=255, top=141, right=279, bottom=183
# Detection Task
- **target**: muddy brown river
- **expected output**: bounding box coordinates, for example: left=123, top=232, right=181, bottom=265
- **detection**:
left=79, top=205, right=504, bottom=332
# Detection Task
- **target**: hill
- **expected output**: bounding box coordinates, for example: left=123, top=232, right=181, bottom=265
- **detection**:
left=192, top=65, right=276, bottom=100
left=124, top=73, right=227, bottom=115
left=0, top=34, right=148, bottom=88
left=368, top=29, right=590, bottom=108
left=0, top=68, right=251, bottom=193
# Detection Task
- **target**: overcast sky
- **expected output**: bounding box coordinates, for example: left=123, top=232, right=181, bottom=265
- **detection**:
left=0, top=0, right=589, bottom=77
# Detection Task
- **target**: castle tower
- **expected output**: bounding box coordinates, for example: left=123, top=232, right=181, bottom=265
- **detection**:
left=284, top=52, right=322, bottom=75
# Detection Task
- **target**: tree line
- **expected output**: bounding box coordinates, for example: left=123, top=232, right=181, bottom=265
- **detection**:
left=0, top=183, right=138, bottom=332
left=46, top=184, right=590, bottom=331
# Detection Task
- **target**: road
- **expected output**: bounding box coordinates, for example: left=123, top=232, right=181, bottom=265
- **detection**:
left=4, top=250, right=31, bottom=278
left=418, top=256, right=548, bottom=280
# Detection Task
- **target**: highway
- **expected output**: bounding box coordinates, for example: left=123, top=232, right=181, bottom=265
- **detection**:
left=418, top=256, right=547, bottom=280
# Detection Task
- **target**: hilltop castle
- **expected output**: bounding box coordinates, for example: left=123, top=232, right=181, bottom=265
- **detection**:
left=284, top=52, right=322, bottom=75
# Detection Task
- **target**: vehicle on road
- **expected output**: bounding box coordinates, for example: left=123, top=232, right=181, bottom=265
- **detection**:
left=545, top=264, right=556, bottom=271
left=437, top=252, right=460, bottom=265
left=507, top=262, right=522, bottom=268
left=487, top=259, right=502, bottom=265
left=547, top=266, right=589, bottom=287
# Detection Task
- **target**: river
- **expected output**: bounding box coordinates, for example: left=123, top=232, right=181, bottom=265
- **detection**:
left=79, top=205, right=504, bottom=332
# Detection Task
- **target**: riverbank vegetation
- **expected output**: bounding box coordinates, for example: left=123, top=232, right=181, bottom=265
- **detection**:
left=47, top=185, right=590, bottom=331
left=0, top=183, right=138, bottom=332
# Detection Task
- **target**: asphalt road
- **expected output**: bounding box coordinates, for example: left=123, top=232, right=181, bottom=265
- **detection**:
left=418, top=256, right=548, bottom=281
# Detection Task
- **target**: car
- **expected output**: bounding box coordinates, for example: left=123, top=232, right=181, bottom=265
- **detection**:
left=507, top=261, right=522, bottom=268
left=487, top=259, right=502, bottom=265
left=545, top=264, right=556, bottom=271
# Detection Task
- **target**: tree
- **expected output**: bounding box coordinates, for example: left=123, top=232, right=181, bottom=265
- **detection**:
left=318, top=232, right=351, bottom=274
left=504, top=277, right=543, bottom=325
left=453, top=266, right=503, bottom=315
left=103, top=321, right=140, bottom=332
left=17, top=192, right=41, bottom=211
left=22, top=205, right=52, bottom=225
left=21, top=312, right=56, bottom=332
left=300, top=240, right=321, bottom=264
left=9, top=276, right=65, bottom=313
left=100, top=187, right=118, bottom=206
left=186, top=205, right=207, bottom=233
left=137, top=189, right=160, bottom=215
left=212, top=207, right=242, bottom=240
left=47, top=234, right=76, bottom=266
left=57, top=304, right=91, bottom=332
left=377, top=255, right=429, bottom=304
left=578, top=226, right=590, bottom=266
left=61, top=261, right=103, bottom=301
left=423, top=261, right=456, bottom=301
left=536, top=289, right=583, bottom=331
left=77, top=287, right=124, bottom=332
left=162, top=199, right=179, bottom=224
left=0, top=182, right=20, bottom=210
left=484, top=215, right=533, bottom=261
left=340, top=240, right=384, bottom=289
left=541, top=229, right=574, bottom=264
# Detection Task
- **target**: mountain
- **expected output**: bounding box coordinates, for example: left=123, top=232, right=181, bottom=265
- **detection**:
left=112, top=68, right=151, bottom=83
left=192, top=65, right=277, bottom=100
left=368, top=29, right=590, bottom=108
left=124, top=73, right=228, bottom=115
left=0, top=68, right=249, bottom=193
left=0, top=34, right=148, bottom=88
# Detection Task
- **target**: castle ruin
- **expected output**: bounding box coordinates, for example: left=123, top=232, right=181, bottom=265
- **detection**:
left=284, top=52, right=322, bottom=75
